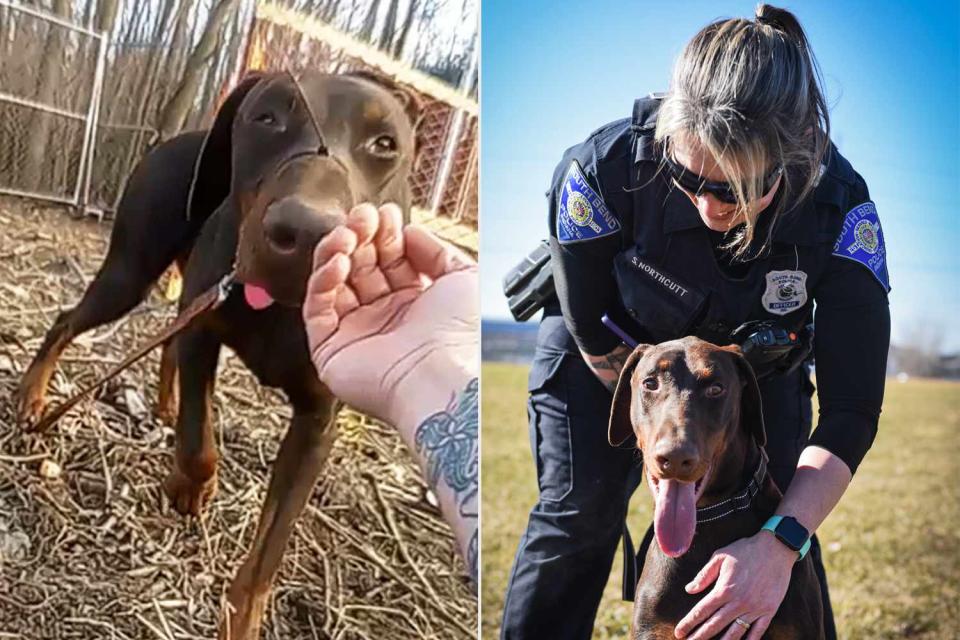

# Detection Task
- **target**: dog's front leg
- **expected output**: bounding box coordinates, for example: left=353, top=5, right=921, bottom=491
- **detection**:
left=163, top=325, right=221, bottom=515
left=155, top=338, right=179, bottom=425
left=220, top=398, right=338, bottom=640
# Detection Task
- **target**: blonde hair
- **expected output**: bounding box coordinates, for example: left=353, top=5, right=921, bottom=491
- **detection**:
left=655, top=4, right=830, bottom=257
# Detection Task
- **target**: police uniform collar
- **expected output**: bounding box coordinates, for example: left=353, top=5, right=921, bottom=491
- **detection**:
left=771, top=195, right=818, bottom=246
left=632, top=94, right=664, bottom=163
left=662, top=186, right=705, bottom=233
left=632, top=93, right=664, bottom=130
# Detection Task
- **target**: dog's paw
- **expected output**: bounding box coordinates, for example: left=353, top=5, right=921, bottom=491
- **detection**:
left=220, top=583, right=268, bottom=640
left=16, top=389, right=48, bottom=430
left=15, top=365, right=53, bottom=430
left=163, top=466, right=217, bottom=516
left=153, top=399, right=178, bottom=426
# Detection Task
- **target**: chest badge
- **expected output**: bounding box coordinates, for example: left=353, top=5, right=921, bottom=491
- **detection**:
left=762, top=270, right=808, bottom=316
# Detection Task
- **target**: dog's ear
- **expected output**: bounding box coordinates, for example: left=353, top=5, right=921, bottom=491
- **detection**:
left=186, top=72, right=264, bottom=220
left=720, top=345, right=766, bottom=447
left=346, top=69, right=424, bottom=131
left=608, top=345, right=651, bottom=447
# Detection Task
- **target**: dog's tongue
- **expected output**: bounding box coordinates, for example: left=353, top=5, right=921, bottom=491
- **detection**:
left=244, top=283, right=274, bottom=310
left=654, top=479, right=697, bottom=558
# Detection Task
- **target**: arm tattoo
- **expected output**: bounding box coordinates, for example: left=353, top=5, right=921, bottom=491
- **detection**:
left=414, top=377, right=479, bottom=583
left=591, top=350, right=629, bottom=371
left=585, top=345, right=631, bottom=392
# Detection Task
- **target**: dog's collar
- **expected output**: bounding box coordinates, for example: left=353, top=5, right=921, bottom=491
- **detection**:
left=695, top=452, right=767, bottom=524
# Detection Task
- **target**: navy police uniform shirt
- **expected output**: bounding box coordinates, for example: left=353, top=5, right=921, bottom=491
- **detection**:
left=547, top=96, right=891, bottom=474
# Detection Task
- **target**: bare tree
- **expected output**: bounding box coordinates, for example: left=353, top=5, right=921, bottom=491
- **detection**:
left=156, top=0, right=241, bottom=140
left=392, top=0, right=418, bottom=59
left=119, top=0, right=181, bottom=183
left=95, top=0, right=120, bottom=34
left=163, top=0, right=195, bottom=107
left=23, top=0, right=71, bottom=190
left=897, top=322, right=946, bottom=377
left=378, top=0, right=399, bottom=50
left=358, top=0, right=381, bottom=43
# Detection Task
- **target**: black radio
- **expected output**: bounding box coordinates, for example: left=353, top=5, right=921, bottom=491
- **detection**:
left=731, top=320, right=814, bottom=378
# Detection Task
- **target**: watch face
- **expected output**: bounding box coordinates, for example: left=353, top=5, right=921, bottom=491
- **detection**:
left=775, top=517, right=809, bottom=551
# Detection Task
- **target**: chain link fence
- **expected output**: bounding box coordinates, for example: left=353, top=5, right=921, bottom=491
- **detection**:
left=0, top=1, right=106, bottom=206
left=0, top=0, right=253, bottom=214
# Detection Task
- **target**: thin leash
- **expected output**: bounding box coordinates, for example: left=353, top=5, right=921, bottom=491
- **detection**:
left=31, top=272, right=236, bottom=433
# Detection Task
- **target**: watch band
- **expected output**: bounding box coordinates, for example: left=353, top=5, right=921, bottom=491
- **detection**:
left=762, top=515, right=812, bottom=560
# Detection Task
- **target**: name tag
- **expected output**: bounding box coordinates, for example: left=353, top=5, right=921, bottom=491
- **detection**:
left=614, top=248, right=706, bottom=341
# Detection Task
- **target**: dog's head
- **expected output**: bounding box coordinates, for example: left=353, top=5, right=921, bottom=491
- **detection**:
left=608, top=337, right=765, bottom=557
left=187, top=70, right=420, bottom=308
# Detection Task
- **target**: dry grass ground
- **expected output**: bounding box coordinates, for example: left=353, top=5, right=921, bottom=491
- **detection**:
left=481, top=361, right=960, bottom=639
left=0, top=196, right=476, bottom=639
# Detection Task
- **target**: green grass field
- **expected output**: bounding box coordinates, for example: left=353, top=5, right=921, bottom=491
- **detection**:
left=481, top=363, right=960, bottom=639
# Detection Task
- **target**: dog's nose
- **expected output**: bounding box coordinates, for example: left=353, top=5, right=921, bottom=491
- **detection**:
left=263, top=197, right=345, bottom=254
left=654, top=442, right=700, bottom=478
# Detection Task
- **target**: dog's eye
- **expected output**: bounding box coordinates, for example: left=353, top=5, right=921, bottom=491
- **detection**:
left=252, top=112, right=277, bottom=126
left=706, top=383, right=725, bottom=398
left=642, top=377, right=659, bottom=391
left=368, top=134, right=398, bottom=157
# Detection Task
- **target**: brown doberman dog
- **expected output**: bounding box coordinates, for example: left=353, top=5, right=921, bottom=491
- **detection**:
left=608, top=337, right=824, bottom=640
left=15, top=70, right=420, bottom=639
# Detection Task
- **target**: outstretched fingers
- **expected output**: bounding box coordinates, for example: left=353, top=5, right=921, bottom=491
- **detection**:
left=375, top=204, right=421, bottom=290
left=346, top=204, right=393, bottom=304
left=309, top=226, right=359, bottom=319
left=404, top=224, right=475, bottom=281
left=304, top=251, right=350, bottom=353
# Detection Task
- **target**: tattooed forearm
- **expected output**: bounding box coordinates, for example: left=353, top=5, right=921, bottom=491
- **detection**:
left=582, top=344, right=632, bottom=392
left=414, top=377, right=479, bottom=583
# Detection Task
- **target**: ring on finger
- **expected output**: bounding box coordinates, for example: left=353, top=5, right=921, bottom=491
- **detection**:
left=733, top=617, right=751, bottom=630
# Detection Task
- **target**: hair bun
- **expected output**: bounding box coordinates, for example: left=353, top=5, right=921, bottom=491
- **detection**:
left=755, top=3, right=804, bottom=42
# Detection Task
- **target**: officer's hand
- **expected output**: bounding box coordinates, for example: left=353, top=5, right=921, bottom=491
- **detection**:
left=302, top=203, right=478, bottom=424
left=674, top=532, right=796, bottom=639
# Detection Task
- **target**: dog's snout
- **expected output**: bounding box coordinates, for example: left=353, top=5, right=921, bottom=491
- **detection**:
left=653, top=441, right=701, bottom=478
left=263, top=197, right=344, bottom=254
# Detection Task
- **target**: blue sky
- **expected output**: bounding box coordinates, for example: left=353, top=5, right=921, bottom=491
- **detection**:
left=480, top=0, right=960, bottom=351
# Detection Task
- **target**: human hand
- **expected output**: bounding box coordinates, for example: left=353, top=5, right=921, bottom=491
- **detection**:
left=674, top=532, right=797, bottom=639
left=302, top=203, right=478, bottom=426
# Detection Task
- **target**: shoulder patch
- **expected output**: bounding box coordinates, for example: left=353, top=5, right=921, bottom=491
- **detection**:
left=556, top=160, right=621, bottom=244
left=831, top=201, right=890, bottom=291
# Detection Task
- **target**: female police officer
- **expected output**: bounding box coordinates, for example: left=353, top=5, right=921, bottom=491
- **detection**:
left=500, top=5, right=889, bottom=640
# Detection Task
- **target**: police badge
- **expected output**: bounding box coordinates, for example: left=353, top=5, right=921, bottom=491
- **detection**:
left=832, top=201, right=890, bottom=291
left=762, top=270, right=808, bottom=316
left=556, top=160, right=620, bottom=244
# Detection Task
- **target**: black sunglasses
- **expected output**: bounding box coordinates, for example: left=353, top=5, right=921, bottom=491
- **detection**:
left=664, top=156, right=782, bottom=204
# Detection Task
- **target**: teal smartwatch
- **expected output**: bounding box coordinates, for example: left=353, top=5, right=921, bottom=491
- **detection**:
left=761, top=515, right=811, bottom=560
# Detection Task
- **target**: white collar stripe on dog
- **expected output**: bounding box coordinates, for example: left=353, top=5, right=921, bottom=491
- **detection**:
left=695, top=453, right=767, bottom=524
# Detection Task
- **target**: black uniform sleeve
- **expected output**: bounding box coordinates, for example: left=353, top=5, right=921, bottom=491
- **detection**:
left=808, top=179, right=890, bottom=474
left=547, top=136, right=626, bottom=356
